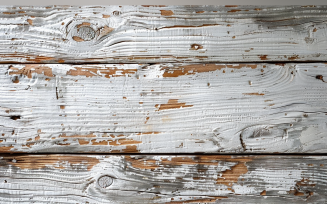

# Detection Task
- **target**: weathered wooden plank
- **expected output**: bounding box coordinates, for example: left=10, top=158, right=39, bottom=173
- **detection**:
left=0, top=5, right=327, bottom=63
left=1, top=63, right=327, bottom=153
left=0, top=154, right=325, bottom=203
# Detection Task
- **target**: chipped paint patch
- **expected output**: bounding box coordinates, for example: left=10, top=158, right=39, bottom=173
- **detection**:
left=259, top=55, right=268, bottom=60
left=155, top=99, right=193, bottom=111
left=217, top=162, right=248, bottom=187
left=27, top=19, right=33, bottom=25
left=67, top=67, right=137, bottom=78
left=162, top=64, right=257, bottom=77
left=160, top=10, right=174, bottom=16
left=125, top=156, right=160, bottom=170
left=168, top=197, right=228, bottom=203
left=9, top=65, right=53, bottom=78
left=0, top=145, right=14, bottom=152
left=59, top=133, right=96, bottom=138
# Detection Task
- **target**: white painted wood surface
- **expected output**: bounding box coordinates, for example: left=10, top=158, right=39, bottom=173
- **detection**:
left=1, top=63, right=327, bottom=153
left=1, top=5, right=327, bottom=203
left=0, top=155, right=325, bottom=203
left=0, top=5, right=326, bottom=63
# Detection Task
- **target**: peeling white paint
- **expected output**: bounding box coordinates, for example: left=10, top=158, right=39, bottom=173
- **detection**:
left=1, top=63, right=327, bottom=153
left=0, top=155, right=325, bottom=203
left=0, top=6, right=326, bottom=63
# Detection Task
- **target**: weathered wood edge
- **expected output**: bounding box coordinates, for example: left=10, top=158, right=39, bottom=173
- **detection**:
left=0, top=5, right=327, bottom=63
left=0, top=154, right=326, bottom=203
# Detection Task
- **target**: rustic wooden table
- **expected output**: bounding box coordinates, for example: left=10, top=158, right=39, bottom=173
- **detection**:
left=0, top=5, right=326, bottom=203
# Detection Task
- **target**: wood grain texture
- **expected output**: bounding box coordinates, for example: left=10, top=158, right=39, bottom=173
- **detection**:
left=0, top=154, right=326, bottom=203
left=1, top=63, right=327, bottom=153
left=0, top=5, right=327, bottom=63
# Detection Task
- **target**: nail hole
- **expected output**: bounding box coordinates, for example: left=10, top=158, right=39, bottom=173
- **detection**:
left=10, top=116, right=21, bottom=120
left=316, top=75, right=324, bottom=80
left=190, top=44, right=203, bottom=50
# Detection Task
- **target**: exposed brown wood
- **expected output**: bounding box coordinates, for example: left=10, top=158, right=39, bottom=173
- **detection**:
left=0, top=5, right=327, bottom=203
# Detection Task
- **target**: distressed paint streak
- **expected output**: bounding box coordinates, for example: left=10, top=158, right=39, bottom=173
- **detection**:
left=168, top=197, right=228, bottom=203
left=162, top=64, right=257, bottom=77
left=59, top=133, right=96, bottom=138
left=228, top=9, right=242, bottom=13
left=155, top=99, right=193, bottom=111
left=125, top=156, right=160, bottom=170
left=9, top=65, right=53, bottom=78
left=4, top=155, right=99, bottom=171
left=135, top=132, right=160, bottom=135
left=243, top=93, right=265, bottom=96
left=67, top=67, right=137, bottom=78
left=162, top=24, right=220, bottom=29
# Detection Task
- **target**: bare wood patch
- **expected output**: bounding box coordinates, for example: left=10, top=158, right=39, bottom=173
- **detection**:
left=155, top=99, right=193, bottom=111
left=162, top=64, right=257, bottom=77
left=3, top=155, right=99, bottom=171
left=9, top=65, right=53, bottom=78
left=160, top=10, right=174, bottom=16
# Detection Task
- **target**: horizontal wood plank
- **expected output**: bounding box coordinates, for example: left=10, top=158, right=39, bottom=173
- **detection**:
left=0, top=5, right=327, bottom=63
left=0, top=154, right=326, bottom=203
left=1, top=63, right=327, bottom=153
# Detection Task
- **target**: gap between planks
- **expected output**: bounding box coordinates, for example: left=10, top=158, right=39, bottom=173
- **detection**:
left=2, top=153, right=327, bottom=156
left=2, top=61, right=327, bottom=65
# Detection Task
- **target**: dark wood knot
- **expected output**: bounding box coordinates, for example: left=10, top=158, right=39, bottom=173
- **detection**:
left=97, top=175, right=113, bottom=188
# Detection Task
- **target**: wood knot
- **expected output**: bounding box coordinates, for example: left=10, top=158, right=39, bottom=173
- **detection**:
left=67, top=19, right=115, bottom=44
left=240, top=125, right=286, bottom=151
left=97, top=175, right=113, bottom=188
left=73, top=22, right=96, bottom=42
